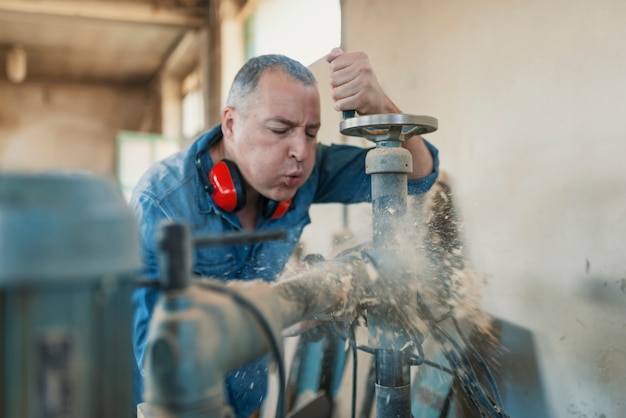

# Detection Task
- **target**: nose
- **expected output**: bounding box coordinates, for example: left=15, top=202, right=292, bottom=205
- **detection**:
left=289, top=130, right=310, bottom=162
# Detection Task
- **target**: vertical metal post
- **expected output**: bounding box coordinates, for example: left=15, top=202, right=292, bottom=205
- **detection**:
left=340, top=113, right=438, bottom=418
left=367, top=144, right=413, bottom=418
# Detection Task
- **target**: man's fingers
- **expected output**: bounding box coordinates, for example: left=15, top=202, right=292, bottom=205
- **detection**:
left=325, top=47, right=344, bottom=63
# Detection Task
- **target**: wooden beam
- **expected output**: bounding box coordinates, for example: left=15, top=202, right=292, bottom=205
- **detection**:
left=0, top=0, right=208, bottom=28
left=199, top=1, right=222, bottom=128
left=163, top=30, right=200, bottom=78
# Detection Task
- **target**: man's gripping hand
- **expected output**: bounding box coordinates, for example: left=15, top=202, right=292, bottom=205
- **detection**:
left=325, top=47, right=400, bottom=116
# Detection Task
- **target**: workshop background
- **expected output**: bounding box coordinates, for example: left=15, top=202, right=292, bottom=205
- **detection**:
left=1, top=0, right=624, bottom=417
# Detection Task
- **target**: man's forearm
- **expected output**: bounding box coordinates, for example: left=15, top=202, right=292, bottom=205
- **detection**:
left=402, top=134, right=435, bottom=180
left=378, top=95, right=435, bottom=180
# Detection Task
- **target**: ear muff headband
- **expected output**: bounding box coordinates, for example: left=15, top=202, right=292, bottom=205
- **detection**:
left=263, top=198, right=292, bottom=220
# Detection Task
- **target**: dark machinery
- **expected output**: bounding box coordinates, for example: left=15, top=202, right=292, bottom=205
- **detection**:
left=0, top=173, right=140, bottom=418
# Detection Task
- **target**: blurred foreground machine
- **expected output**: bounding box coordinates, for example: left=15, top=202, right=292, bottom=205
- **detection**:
left=0, top=173, right=140, bottom=418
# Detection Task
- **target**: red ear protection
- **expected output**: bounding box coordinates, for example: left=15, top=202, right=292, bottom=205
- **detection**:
left=208, top=160, right=246, bottom=212
left=196, top=154, right=292, bottom=219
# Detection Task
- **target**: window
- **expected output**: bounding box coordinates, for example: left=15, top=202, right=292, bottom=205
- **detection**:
left=116, top=131, right=179, bottom=201
left=181, top=68, right=205, bottom=141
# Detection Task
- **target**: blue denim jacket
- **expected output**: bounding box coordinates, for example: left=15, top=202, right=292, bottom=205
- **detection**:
left=130, top=124, right=439, bottom=417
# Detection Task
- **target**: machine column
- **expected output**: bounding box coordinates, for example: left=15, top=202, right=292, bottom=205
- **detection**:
left=340, top=113, right=438, bottom=418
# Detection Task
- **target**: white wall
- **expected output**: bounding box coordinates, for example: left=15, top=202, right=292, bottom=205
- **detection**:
left=249, top=0, right=341, bottom=67
left=340, top=0, right=626, bottom=416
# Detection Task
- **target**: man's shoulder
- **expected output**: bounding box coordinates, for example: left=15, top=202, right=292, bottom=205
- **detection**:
left=134, top=151, right=187, bottom=195
left=131, top=141, right=200, bottom=209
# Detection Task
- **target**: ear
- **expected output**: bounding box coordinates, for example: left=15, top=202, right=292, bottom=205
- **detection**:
left=222, top=106, right=236, bottom=139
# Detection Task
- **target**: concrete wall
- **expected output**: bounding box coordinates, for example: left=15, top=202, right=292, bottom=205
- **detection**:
left=0, top=81, right=154, bottom=178
left=339, top=0, right=626, bottom=416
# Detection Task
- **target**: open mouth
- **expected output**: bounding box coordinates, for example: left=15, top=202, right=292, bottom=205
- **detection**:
left=285, top=174, right=301, bottom=187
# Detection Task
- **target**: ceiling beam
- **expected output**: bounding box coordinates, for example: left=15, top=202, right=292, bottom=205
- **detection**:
left=0, top=0, right=208, bottom=28
left=163, top=30, right=200, bottom=78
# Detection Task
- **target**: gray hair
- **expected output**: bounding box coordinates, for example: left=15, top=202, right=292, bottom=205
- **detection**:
left=226, top=54, right=317, bottom=108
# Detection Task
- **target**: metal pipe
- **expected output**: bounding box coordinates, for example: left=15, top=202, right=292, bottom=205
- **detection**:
left=367, top=145, right=414, bottom=418
left=341, top=113, right=437, bottom=418
left=366, top=145, right=411, bottom=247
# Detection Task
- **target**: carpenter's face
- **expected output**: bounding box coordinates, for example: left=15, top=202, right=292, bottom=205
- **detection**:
left=222, top=71, right=321, bottom=202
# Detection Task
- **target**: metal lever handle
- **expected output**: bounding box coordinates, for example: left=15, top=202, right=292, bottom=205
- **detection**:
left=343, top=110, right=356, bottom=119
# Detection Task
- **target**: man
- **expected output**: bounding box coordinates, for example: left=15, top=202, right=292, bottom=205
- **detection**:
left=131, top=48, right=439, bottom=417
